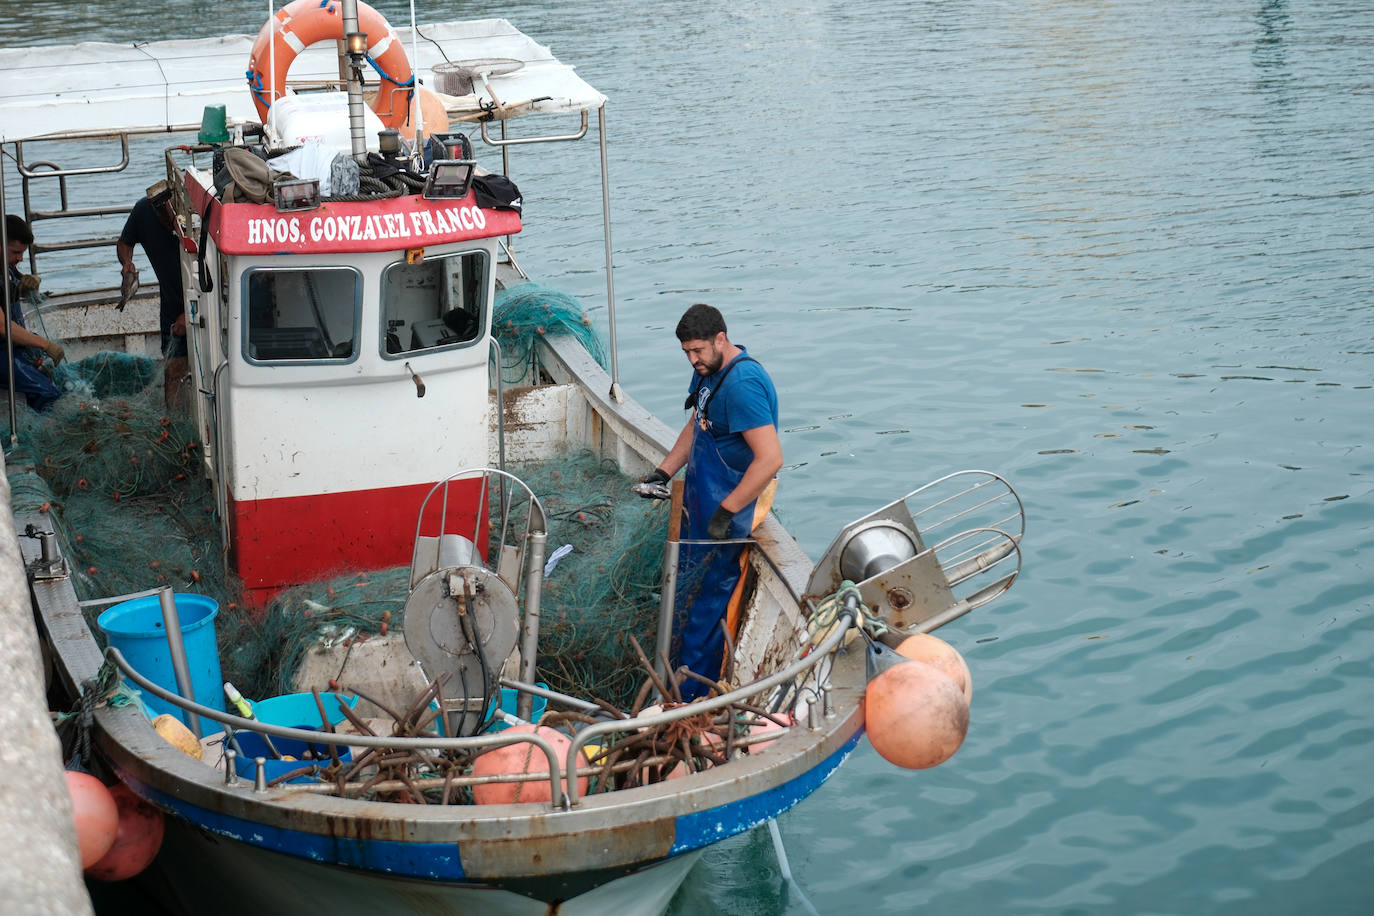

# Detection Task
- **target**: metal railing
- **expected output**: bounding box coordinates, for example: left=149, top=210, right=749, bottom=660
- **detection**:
left=106, top=588, right=854, bottom=809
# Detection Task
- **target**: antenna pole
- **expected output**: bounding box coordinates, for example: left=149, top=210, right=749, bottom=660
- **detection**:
left=1, top=146, right=17, bottom=445
left=409, top=0, right=424, bottom=154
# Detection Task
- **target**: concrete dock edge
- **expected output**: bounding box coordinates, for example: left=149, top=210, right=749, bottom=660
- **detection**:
left=0, top=456, right=93, bottom=914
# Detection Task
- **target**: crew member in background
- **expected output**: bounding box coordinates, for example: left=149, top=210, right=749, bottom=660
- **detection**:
left=117, top=182, right=187, bottom=408
left=637, top=303, right=782, bottom=696
left=3, top=214, right=63, bottom=412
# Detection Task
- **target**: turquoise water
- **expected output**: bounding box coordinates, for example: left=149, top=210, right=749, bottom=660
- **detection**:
left=9, top=1, right=1374, bottom=912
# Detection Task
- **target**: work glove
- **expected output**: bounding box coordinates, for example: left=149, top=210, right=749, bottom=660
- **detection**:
left=19, top=274, right=40, bottom=292
left=631, top=467, right=671, bottom=500
left=707, top=505, right=737, bottom=540
left=42, top=340, right=65, bottom=364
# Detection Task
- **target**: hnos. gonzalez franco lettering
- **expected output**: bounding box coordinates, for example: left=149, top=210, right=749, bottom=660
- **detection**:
left=244, top=205, right=488, bottom=248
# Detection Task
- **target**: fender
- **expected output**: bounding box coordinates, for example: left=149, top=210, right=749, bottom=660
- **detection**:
left=246, top=0, right=414, bottom=129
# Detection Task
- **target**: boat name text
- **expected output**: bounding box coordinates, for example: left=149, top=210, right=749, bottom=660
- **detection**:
left=244, top=206, right=488, bottom=246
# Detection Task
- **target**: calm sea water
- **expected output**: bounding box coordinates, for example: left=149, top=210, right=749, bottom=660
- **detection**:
left=8, top=1, right=1373, bottom=913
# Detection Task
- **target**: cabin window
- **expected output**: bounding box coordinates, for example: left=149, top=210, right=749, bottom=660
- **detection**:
left=242, top=266, right=361, bottom=363
left=380, top=250, right=488, bottom=358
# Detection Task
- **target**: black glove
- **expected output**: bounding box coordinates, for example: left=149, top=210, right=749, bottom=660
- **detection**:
left=631, top=467, right=671, bottom=499
left=707, top=505, right=736, bottom=540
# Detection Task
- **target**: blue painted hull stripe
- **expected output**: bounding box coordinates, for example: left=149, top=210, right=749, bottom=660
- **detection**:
left=127, top=776, right=465, bottom=879
left=670, top=731, right=863, bottom=854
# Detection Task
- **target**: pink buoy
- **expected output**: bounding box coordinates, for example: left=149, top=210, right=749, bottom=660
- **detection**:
left=63, top=771, right=118, bottom=868
left=863, top=660, right=969, bottom=769
left=746, top=714, right=791, bottom=754
left=85, top=783, right=165, bottom=882
left=471, top=725, right=589, bottom=804
left=895, top=633, right=973, bottom=702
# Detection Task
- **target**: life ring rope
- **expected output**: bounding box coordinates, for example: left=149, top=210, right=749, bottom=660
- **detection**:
left=364, top=55, right=415, bottom=89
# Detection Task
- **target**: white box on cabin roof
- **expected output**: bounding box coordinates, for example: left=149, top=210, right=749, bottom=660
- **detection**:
left=265, top=91, right=385, bottom=155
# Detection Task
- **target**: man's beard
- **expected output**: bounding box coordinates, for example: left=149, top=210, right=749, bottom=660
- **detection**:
left=695, top=349, right=724, bottom=375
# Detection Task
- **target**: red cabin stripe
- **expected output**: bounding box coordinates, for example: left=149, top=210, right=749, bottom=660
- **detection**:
left=228, top=477, right=489, bottom=605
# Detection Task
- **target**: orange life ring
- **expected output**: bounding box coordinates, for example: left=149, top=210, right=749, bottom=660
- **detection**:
left=246, top=0, right=414, bottom=130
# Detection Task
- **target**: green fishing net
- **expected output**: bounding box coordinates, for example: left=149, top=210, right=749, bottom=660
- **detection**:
left=217, top=567, right=411, bottom=701
left=5, top=353, right=225, bottom=616
left=512, top=455, right=667, bottom=708
left=8, top=341, right=666, bottom=712
left=492, top=282, right=607, bottom=384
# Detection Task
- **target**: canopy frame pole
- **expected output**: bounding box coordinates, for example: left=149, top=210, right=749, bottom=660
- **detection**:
left=1, top=144, right=17, bottom=446
left=268, top=0, right=277, bottom=108
left=597, top=106, right=622, bottom=403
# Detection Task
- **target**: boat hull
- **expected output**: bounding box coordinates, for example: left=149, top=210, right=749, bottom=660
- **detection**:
left=146, top=817, right=705, bottom=916
left=107, top=725, right=861, bottom=892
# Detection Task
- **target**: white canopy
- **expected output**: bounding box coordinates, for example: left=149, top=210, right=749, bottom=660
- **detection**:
left=0, top=19, right=606, bottom=142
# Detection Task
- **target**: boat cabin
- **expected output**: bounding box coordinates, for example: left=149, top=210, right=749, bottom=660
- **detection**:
left=178, top=147, right=521, bottom=603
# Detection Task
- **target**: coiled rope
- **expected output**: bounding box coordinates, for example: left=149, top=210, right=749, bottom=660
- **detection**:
left=333, top=153, right=428, bottom=201
left=806, top=580, right=885, bottom=648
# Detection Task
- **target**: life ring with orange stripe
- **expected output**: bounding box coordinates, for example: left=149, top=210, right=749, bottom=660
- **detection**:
left=246, top=0, right=414, bottom=129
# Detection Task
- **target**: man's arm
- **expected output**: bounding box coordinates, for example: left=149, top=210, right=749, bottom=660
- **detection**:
left=719, top=423, right=783, bottom=513
left=657, top=414, right=696, bottom=477
left=116, top=240, right=138, bottom=275
left=0, top=318, right=62, bottom=360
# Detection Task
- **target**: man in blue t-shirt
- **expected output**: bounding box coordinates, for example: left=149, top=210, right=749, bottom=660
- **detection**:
left=635, top=303, right=781, bottom=694
left=117, top=182, right=187, bottom=408
left=641, top=303, right=782, bottom=538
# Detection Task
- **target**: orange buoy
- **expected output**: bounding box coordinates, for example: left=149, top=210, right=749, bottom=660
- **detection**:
left=247, top=0, right=413, bottom=129
left=863, top=660, right=969, bottom=769
left=471, top=725, right=589, bottom=805
left=63, top=771, right=118, bottom=868
left=85, top=783, right=165, bottom=882
left=363, top=85, right=450, bottom=139
left=412, top=87, right=450, bottom=138
left=895, top=633, right=973, bottom=702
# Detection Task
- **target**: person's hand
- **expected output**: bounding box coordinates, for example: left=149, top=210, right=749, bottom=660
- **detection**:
left=42, top=340, right=65, bottom=365
left=172, top=313, right=187, bottom=336
left=120, top=262, right=138, bottom=276
left=18, top=274, right=40, bottom=292
left=631, top=467, right=671, bottom=499
left=707, top=505, right=736, bottom=540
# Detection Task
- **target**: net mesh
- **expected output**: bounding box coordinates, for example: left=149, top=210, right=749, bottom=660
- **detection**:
left=8, top=338, right=665, bottom=711
left=492, top=282, right=607, bottom=384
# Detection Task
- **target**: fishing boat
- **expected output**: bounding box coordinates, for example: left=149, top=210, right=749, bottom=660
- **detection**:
left=2, top=3, right=1025, bottom=912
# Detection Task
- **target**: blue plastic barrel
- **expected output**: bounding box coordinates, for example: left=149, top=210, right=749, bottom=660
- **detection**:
left=98, top=593, right=223, bottom=726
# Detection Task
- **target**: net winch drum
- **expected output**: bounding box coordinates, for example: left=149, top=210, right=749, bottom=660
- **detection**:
left=403, top=467, right=549, bottom=737
left=403, top=565, right=521, bottom=737
left=806, top=471, right=1026, bottom=631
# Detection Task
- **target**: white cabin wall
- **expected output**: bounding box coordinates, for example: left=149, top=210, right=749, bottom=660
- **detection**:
left=218, top=247, right=496, bottom=502
left=226, top=370, right=490, bottom=499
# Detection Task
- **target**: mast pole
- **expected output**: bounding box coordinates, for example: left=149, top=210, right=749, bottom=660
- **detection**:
left=341, top=0, right=369, bottom=160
